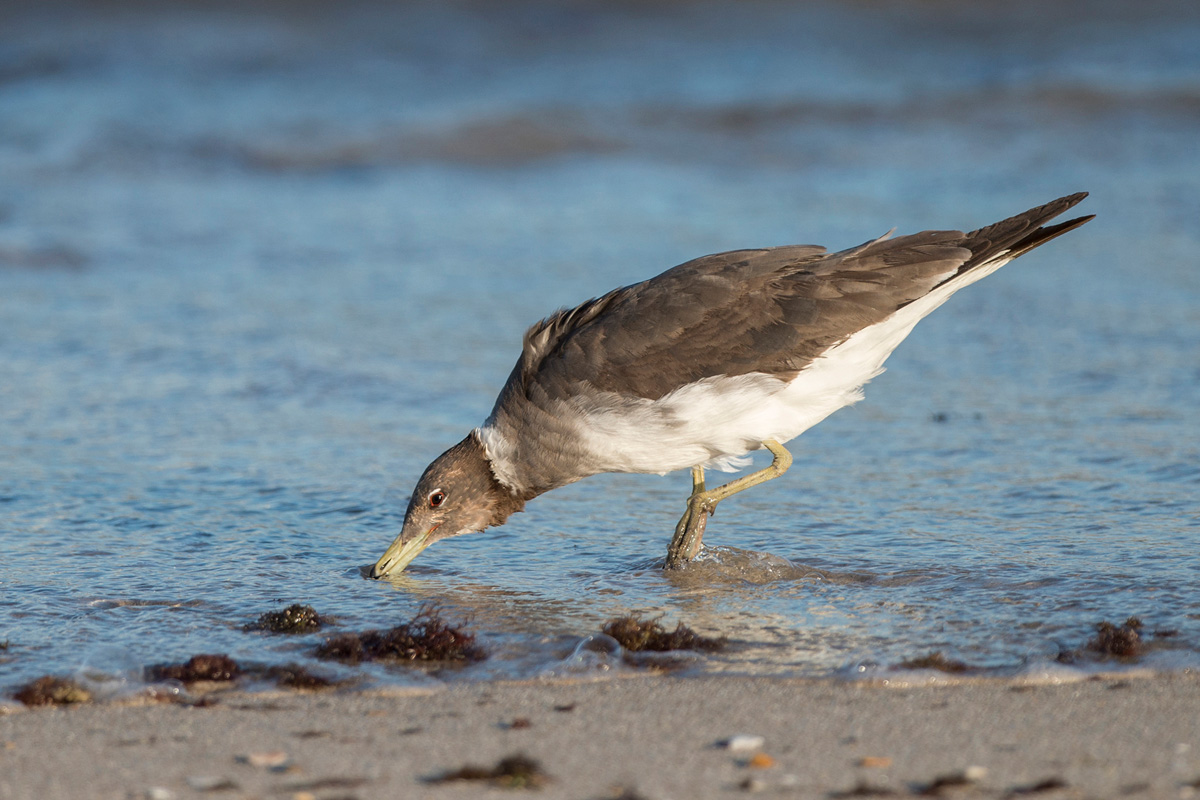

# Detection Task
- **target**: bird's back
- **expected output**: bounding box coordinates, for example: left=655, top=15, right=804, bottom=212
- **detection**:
left=479, top=194, right=1091, bottom=493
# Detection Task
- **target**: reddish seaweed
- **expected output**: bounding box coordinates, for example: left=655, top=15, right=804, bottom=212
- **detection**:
left=1087, top=617, right=1144, bottom=658
left=262, top=664, right=341, bottom=690
left=897, top=652, right=973, bottom=674
left=13, top=676, right=92, bottom=706
left=315, top=606, right=485, bottom=664
left=1057, top=617, right=1147, bottom=663
left=245, top=604, right=325, bottom=634
left=601, top=614, right=725, bottom=653
left=146, top=654, right=241, bottom=684
left=431, top=753, right=549, bottom=789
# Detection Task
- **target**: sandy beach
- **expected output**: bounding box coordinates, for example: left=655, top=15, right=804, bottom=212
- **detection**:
left=2, top=2, right=1198, bottom=798
left=3, top=673, right=1198, bottom=800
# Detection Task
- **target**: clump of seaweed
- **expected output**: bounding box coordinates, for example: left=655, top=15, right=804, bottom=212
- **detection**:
left=1058, top=617, right=1146, bottom=664
left=13, top=676, right=92, bottom=706
left=314, top=606, right=485, bottom=664
left=245, top=604, right=325, bottom=634
left=431, top=753, right=549, bottom=789
left=262, top=664, right=340, bottom=690
left=146, top=654, right=241, bottom=684
left=897, top=652, right=973, bottom=674
left=601, top=614, right=725, bottom=653
left=1087, top=617, right=1144, bottom=658
left=829, top=781, right=897, bottom=798
left=1008, top=777, right=1068, bottom=795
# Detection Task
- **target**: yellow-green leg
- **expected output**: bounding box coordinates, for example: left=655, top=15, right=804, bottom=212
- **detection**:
left=666, top=466, right=708, bottom=568
left=663, top=439, right=794, bottom=570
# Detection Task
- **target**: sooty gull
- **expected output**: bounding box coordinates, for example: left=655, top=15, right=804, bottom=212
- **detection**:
left=372, top=193, right=1092, bottom=577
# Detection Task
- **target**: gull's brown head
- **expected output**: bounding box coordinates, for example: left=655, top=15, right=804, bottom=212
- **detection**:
left=371, top=431, right=524, bottom=578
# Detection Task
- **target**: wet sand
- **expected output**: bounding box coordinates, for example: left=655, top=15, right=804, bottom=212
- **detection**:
left=2, top=2, right=1198, bottom=797
left=3, top=674, right=1199, bottom=799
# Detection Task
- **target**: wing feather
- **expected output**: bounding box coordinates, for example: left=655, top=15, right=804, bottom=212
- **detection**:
left=492, top=194, right=1090, bottom=409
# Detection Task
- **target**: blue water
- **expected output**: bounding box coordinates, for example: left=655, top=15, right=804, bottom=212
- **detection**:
left=2, top=0, right=1199, bottom=697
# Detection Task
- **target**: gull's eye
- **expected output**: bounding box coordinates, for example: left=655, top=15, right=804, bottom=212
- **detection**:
left=429, top=490, right=446, bottom=508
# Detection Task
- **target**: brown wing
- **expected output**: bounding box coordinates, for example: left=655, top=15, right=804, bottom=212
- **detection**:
left=493, top=193, right=1091, bottom=407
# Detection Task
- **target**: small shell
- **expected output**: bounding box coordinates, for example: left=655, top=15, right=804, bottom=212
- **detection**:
left=244, top=750, right=290, bottom=768
left=725, top=734, right=766, bottom=754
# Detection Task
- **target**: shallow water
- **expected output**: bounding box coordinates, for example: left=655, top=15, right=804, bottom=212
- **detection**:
left=1, top=0, right=1199, bottom=696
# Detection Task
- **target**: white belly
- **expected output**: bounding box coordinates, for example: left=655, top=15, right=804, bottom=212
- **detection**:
left=570, top=255, right=1011, bottom=475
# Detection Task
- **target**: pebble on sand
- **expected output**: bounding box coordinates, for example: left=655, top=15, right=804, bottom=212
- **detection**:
left=724, top=734, right=766, bottom=754
left=241, top=750, right=290, bottom=769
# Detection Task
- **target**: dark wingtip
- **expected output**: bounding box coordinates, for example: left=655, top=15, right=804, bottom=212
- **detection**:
left=1018, top=191, right=1090, bottom=225
left=1008, top=211, right=1094, bottom=259
left=960, top=192, right=1092, bottom=268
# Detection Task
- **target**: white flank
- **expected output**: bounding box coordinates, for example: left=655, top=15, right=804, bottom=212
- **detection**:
left=482, top=253, right=1012, bottom=486
left=577, top=254, right=1012, bottom=475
